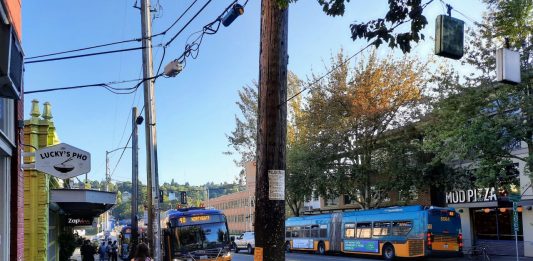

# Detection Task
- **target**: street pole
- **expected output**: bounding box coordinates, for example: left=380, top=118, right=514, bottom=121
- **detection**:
left=105, top=150, right=110, bottom=232
left=140, top=0, right=162, bottom=258
left=255, top=0, right=288, bottom=260
left=131, top=107, right=139, bottom=256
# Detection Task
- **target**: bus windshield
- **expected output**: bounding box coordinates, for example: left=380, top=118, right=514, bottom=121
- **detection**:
left=171, top=222, right=228, bottom=252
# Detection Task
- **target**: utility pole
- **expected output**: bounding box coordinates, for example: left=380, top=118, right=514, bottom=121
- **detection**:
left=131, top=107, right=140, bottom=256
left=140, top=0, right=162, bottom=258
left=255, top=0, right=288, bottom=260
left=105, top=150, right=111, bottom=232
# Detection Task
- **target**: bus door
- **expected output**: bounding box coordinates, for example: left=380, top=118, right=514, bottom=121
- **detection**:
left=427, top=209, right=462, bottom=253
left=329, top=213, right=342, bottom=252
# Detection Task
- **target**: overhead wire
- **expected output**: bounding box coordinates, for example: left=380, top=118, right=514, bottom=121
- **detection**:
left=24, top=46, right=160, bottom=64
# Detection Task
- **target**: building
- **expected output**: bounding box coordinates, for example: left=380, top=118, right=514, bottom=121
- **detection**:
left=206, top=161, right=255, bottom=234
left=122, top=191, right=132, bottom=202
left=23, top=101, right=116, bottom=260
left=445, top=146, right=533, bottom=257
left=0, top=0, right=24, bottom=260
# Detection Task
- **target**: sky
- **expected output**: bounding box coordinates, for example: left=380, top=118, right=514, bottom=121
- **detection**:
left=22, top=0, right=485, bottom=186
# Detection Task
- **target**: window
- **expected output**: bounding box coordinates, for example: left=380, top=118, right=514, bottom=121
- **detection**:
left=291, top=227, right=300, bottom=238
left=311, top=225, right=319, bottom=237
left=356, top=223, right=372, bottom=238
left=304, top=226, right=311, bottom=237
left=392, top=221, right=412, bottom=236
left=286, top=227, right=292, bottom=238
left=373, top=222, right=391, bottom=236
left=0, top=98, right=14, bottom=141
left=324, top=197, right=339, bottom=207
left=319, top=224, right=327, bottom=238
left=344, top=223, right=355, bottom=238
left=0, top=157, right=10, bottom=261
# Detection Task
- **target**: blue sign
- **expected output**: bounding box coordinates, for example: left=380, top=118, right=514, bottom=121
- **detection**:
left=344, top=239, right=379, bottom=253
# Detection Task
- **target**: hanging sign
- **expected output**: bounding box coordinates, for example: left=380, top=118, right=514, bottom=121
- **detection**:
left=35, top=143, right=91, bottom=179
left=268, top=170, right=285, bottom=200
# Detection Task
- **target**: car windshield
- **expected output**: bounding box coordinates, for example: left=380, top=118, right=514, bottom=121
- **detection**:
left=171, top=222, right=228, bottom=252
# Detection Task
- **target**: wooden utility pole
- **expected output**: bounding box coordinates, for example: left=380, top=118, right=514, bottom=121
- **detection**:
left=255, top=0, right=288, bottom=260
left=131, top=107, right=139, bottom=256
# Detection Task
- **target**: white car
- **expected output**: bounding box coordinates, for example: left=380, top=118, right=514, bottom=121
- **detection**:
left=233, top=232, right=255, bottom=254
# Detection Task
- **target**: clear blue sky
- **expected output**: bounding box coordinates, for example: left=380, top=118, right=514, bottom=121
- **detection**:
left=22, top=0, right=485, bottom=186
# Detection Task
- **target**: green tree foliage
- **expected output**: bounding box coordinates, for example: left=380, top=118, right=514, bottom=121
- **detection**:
left=425, top=1, right=532, bottom=190
left=276, top=0, right=435, bottom=53
left=303, top=50, right=431, bottom=209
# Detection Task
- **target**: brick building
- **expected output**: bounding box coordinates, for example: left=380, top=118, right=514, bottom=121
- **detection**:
left=0, top=0, right=24, bottom=260
left=206, top=162, right=255, bottom=234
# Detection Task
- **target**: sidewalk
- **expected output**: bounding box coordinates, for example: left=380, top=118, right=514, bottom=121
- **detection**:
left=70, top=247, right=107, bottom=261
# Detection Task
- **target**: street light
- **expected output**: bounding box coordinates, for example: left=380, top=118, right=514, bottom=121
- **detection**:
left=104, top=146, right=132, bottom=232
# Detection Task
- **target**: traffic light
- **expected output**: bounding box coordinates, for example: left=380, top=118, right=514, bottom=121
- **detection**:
left=180, top=191, right=187, bottom=205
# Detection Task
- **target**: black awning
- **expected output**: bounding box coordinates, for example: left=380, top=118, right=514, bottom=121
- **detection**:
left=51, top=189, right=116, bottom=218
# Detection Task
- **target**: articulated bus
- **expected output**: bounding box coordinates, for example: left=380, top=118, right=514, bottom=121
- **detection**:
left=162, top=207, right=232, bottom=261
left=285, top=205, right=462, bottom=260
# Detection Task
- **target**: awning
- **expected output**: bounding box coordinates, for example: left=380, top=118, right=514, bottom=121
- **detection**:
left=51, top=189, right=116, bottom=218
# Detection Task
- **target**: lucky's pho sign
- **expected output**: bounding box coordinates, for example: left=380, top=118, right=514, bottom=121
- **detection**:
left=35, top=143, right=91, bottom=179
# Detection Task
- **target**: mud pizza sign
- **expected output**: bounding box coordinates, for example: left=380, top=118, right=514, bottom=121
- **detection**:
left=35, top=143, right=91, bottom=179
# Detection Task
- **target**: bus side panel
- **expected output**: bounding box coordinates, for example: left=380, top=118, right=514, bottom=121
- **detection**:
left=329, top=213, right=342, bottom=252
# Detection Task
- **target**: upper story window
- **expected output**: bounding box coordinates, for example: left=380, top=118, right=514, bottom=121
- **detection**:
left=0, top=98, right=14, bottom=144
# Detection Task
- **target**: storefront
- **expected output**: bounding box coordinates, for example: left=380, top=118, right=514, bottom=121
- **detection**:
left=447, top=187, right=533, bottom=256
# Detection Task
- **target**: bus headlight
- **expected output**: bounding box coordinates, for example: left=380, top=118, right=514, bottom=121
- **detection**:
left=223, top=251, right=232, bottom=257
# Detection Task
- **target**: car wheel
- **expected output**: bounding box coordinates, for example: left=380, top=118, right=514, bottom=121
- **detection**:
left=382, top=244, right=395, bottom=260
left=248, top=244, right=254, bottom=254
left=317, top=242, right=326, bottom=255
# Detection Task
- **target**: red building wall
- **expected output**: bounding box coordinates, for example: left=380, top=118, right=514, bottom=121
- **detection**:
left=3, top=0, right=24, bottom=259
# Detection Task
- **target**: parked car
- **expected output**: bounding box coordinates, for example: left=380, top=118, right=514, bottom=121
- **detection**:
left=233, top=232, right=255, bottom=254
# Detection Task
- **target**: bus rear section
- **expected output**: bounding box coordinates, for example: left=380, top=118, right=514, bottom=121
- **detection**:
left=426, top=208, right=462, bottom=255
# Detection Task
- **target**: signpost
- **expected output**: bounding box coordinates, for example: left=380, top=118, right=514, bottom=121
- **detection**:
left=35, top=143, right=91, bottom=179
left=510, top=194, right=521, bottom=261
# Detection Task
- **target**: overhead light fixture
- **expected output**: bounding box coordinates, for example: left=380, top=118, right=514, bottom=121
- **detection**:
left=221, top=4, right=244, bottom=27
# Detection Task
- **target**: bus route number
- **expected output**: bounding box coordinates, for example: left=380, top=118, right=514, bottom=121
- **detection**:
left=440, top=216, right=450, bottom=222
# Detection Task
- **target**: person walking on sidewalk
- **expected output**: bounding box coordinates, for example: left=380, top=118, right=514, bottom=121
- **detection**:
left=81, top=240, right=95, bottom=261
left=98, top=241, right=108, bottom=261
left=111, top=240, right=118, bottom=261
left=131, top=243, right=151, bottom=261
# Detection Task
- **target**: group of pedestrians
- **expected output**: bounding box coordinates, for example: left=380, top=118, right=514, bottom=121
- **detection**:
left=80, top=239, right=151, bottom=261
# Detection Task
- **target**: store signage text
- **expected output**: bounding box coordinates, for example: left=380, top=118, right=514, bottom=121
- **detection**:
left=446, top=187, right=497, bottom=204
left=67, top=217, right=93, bottom=226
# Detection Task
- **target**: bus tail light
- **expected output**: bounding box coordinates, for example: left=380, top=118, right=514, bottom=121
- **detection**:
left=427, top=232, right=433, bottom=249
left=458, top=233, right=463, bottom=249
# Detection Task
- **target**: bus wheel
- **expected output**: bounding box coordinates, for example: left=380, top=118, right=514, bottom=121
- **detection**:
left=317, top=242, right=326, bottom=255
left=382, top=244, right=395, bottom=260
left=248, top=244, right=254, bottom=255
left=285, top=241, right=291, bottom=253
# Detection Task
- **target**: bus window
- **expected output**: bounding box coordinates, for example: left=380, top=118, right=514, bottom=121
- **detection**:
left=286, top=227, right=292, bottom=238
left=292, top=227, right=300, bottom=238
left=319, top=225, right=327, bottom=238
left=304, top=226, right=311, bottom=238
left=311, top=225, right=319, bottom=238
left=344, top=223, right=355, bottom=238
left=392, top=221, right=412, bottom=236
left=373, top=221, right=391, bottom=236
left=356, top=223, right=372, bottom=238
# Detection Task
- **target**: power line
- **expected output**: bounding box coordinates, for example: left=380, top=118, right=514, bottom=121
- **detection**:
left=25, top=0, right=200, bottom=61
left=165, top=0, right=214, bottom=47
left=25, top=45, right=161, bottom=64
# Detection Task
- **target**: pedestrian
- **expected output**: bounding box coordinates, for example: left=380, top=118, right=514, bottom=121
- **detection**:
left=81, top=240, right=96, bottom=261
left=131, top=242, right=151, bottom=261
left=107, top=240, right=113, bottom=260
left=98, top=241, right=108, bottom=261
left=111, top=240, right=118, bottom=261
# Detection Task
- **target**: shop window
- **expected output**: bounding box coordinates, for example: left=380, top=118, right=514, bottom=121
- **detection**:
left=0, top=157, right=10, bottom=261
left=356, top=223, right=372, bottom=239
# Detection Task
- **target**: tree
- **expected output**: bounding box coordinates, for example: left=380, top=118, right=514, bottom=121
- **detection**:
left=304, top=50, right=430, bottom=209
left=277, top=0, right=437, bottom=53
left=425, top=0, right=533, bottom=190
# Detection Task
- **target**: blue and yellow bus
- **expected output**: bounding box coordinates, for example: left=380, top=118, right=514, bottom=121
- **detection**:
left=162, top=207, right=232, bottom=261
left=285, top=205, right=462, bottom=260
